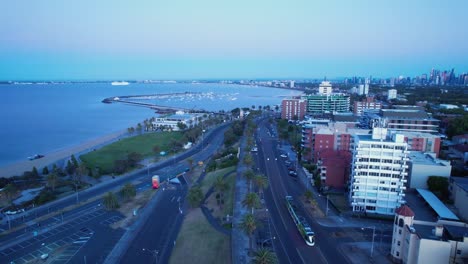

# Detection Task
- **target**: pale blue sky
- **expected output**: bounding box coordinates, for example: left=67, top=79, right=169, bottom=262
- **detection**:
left=0, top=0, right=467, bottom=80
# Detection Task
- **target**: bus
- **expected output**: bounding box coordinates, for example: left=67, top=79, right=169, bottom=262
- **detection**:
left=152, top=175, right=160, bottom=189
left=285, top=196, right=315, bottom=246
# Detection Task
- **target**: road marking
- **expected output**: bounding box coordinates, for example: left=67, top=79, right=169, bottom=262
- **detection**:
left=296, top=248, right=306, bottom=264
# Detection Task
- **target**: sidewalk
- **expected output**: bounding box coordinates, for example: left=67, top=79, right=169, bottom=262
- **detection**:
left=231, top=135, right=251, bottom=264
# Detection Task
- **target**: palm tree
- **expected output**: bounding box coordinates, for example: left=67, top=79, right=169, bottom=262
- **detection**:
left=214, top=176, right=228, bottom=208
left=254, top=174, right=268, bottom=199
left=243, top=153, right=253, bottom=167
left=187, top=158, right=194, bottom=174
left=187, top=185, right=204, bottom=208
left=253, top=248, right=278, bottom=264
left=242, top=192, right=260, bottom=214
left=244, top=169, right=255, bottom=191
left=120, top=183, right=136, bottom=201
left=47, top=173, right=59, bottom=192
left=76, top=163, right=87, bottom=185
left=103, top=192, right=119, bottom=210
left=3, top=183, right=17, bottom=205
left=240, top=213, right=257, bottom=253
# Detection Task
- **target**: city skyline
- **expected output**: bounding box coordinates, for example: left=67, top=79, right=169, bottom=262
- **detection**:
left=1, top=0, right=467, bottom=80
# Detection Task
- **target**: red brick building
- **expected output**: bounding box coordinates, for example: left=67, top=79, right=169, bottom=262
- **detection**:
left=317, top=150, right=352, bottom=189
left=281, top=98, right=307, bottom=120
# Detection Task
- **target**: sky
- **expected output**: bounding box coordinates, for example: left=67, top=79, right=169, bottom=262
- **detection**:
left=0, top=0, right=467, bottom=80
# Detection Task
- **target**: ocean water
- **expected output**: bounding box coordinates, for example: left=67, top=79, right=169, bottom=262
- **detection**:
left=0, top=83, right=299, bottom=166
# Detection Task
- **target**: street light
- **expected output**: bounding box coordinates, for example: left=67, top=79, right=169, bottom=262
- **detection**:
left=326, top=195, right=329, bottom=216
left=361, top=226, right=376, bottom=258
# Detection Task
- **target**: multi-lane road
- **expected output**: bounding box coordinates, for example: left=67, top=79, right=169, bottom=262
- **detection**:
left=0, top=122, right=230, bottom=263
left=253, top=118, right=393, bottom=264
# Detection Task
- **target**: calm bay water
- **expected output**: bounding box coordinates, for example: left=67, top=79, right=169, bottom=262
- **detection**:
left=0, top=83, right=299, bottom=166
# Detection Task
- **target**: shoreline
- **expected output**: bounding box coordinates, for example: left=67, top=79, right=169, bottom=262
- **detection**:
left=0, top=129, right=128, bottom=178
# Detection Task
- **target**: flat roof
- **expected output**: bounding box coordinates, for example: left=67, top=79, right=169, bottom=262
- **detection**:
left=408, top=152, right=450, bottom=167
left=416, top=188, right=459, bottom=221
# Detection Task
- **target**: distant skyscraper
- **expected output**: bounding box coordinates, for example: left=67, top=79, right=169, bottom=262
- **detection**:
left=289, top=81, right=295, bottom=88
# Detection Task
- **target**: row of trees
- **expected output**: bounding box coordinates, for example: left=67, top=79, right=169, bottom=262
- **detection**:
left=102, top=183, right=137, bottom=210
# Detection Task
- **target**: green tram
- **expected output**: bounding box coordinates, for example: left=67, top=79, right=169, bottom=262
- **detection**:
left=285, top=196, right=315, bottom=246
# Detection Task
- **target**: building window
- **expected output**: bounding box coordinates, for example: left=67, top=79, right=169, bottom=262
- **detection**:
left=399, top=230, right=402, bottom=235
left=457, top=250, right=462, bottom=255
left=396, top=252, right=400, bottom=257
left=397, top=241, right=400, bottom=246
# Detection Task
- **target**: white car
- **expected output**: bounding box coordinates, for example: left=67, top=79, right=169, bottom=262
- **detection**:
left=280, top=154, right=287, bottom=158
left=251, top=147, right=258, bottom=152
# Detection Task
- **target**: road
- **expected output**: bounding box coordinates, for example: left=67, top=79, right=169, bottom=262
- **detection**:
left=255, top=118, right=349, bottom=264
left=0, top=122, right=229, bottom=263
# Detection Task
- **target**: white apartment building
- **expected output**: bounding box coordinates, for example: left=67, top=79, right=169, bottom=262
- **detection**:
left=318, top=81, right=333, bottom=95
left=388, top=89, right=397, bottom=100
left=349, top=127, right=410, bottom=215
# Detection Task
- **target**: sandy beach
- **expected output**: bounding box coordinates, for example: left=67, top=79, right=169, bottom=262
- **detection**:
left=0, top=130, right=128, bottom=178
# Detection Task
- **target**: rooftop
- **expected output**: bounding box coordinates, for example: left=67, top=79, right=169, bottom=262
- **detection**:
left=416, top=188, right=459, bottom=221
left=408, top=152, right=451, bottom=167
left=451, top=177, right=468, bottom=193
left=396, top=205, right=415, bottom=217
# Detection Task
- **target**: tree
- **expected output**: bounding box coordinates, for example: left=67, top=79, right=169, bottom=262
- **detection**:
left=152, top=145, right=161, bottom=156
left=304, top=190, right=313, bottom=202
left=71, top=155, right=79, bottom=168
left=187, top=158, right=194, bottom=173
left=137, top=123, right=143, bottom=134
left=75, top=163, right=87, bottom=185
left=120, top=183, right=136, bottom=201
left=42, top=166, right=49, bottom=175
left=240, top=213, right=257, bottom=252
left=242, top=192, right=260, bottom=214
left=254, top=174, right=268, bottom=198
left=103, top=192, right=119, bottom=210
left=3, top=183, right=17, bottom=205
left=127, top=152, right=143, bottom=167
left=31, top=166, right=39, bottom=177
left=177, top=121, right=188, bottom=131
left=243, top=154, right=253, bottom=166
left=47, top=173, right=59, bottom=192
left=66, top=160, right=76, bottom=175
left=114, top=159, right=129, bottom=174
left=427, top=176, right=449, bottom=199
left=244, top=169, right=255, bottom=191
left=253, top=248, right=278, bottom=264
left=214, top=176, right=228, bottom=208
left=187, top=184, right=204, bottom=208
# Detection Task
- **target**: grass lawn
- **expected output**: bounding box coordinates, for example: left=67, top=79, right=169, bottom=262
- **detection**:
left=170, top=208, right=231, bottom=264
left=80, top=131, right=184, bottom=174
left=200, top=166, right=236, bottom=195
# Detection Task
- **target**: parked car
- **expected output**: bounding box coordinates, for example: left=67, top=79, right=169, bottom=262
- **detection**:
left=288, top=171, right=298, bottom=178
left=280, top=154, right=288, bottom=158
left=285, top=160, right=292, bottom=165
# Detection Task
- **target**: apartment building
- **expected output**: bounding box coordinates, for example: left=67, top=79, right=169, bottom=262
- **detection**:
left=281, top=98, right=307, bottom=120
left=349, top=127, right=409, bottom=215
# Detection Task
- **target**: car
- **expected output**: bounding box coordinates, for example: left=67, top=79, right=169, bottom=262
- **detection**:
left=251, top=147, right=258, bottom=152
left=280, top=154, right=287, bottom=158
left=285, top=160, right=292, bottom=165
left=28, top=154, right=45, bottom=160
left=288, top=171, right=298, bottom=177
left=288, top=166, right=296, bottom=171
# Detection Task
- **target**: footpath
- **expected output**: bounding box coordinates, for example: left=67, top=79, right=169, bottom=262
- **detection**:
left=231, top=135, right=251, bottom=264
